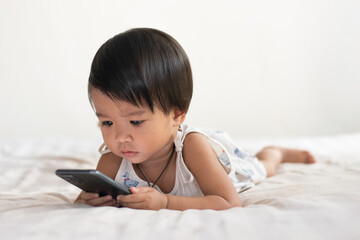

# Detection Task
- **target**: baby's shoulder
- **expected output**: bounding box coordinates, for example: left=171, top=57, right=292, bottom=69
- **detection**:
left=183, top=131, right=209, bottom=148
left=182, top=131, right=216, bottom=164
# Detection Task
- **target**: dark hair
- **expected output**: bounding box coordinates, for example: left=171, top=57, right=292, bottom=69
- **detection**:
left=88, top=28, right=193, bottom=114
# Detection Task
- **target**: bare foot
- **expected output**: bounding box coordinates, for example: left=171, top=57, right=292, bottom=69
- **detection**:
left=278, top=147, right=316, bottom=164
left=256, top=146, right=316, bottom=177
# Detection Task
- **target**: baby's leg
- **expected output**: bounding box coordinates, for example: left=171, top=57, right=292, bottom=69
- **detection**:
left=256, top=146, right=316, bottom=177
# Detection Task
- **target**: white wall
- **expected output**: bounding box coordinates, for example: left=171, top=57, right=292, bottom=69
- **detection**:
left=1, top=0, right=359, bottom=139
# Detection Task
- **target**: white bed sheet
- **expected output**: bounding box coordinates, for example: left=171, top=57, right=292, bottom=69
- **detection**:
left=1, top=133, right=360, bottom=240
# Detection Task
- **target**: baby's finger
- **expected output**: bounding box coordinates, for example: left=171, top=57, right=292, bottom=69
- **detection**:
left=80, top=191, right=99, bottom=200
left=121, top=200, right=147, bottom=209
left=98, top=199, right=119, bottom=207
left=129, top=186, right=153, bottom=194
left=117, top=193, right=144, bottom=204
left=87, top=195, right=114, bottom=206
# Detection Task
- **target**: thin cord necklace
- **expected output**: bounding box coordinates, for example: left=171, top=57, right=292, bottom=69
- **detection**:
left=136, top=146, right=175, bottom=188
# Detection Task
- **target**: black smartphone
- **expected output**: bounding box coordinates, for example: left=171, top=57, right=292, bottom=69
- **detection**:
left=55, top=169, right=131, bottom=199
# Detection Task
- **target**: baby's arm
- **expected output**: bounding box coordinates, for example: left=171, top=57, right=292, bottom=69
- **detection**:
left=117, top=133, right=241, bottom=210
left=74, top=153, right=122, bottom=207
left=168, top=132, right=241, bottom=210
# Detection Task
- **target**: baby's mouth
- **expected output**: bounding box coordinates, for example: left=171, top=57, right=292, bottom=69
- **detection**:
left=121, top=151, right=137, bottom=158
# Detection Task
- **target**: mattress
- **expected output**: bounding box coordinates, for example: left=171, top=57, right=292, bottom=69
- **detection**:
left=1, top=133, right=360, bottom=240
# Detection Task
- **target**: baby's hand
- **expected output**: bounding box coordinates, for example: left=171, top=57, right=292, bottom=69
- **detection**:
left=75, top=191, right=120, bottom=207
left=117, top=187, right=168, bottom=210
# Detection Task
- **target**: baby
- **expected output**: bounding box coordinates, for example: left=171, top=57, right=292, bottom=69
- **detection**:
left=75, top=28, right=315, bottom=210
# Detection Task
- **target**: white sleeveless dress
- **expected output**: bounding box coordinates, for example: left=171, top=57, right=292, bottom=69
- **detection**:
left=98, top=124, right=266, bottom=196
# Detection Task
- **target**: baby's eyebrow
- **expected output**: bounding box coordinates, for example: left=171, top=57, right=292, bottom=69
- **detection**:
left=95, top=110, right=146, bottom=118
left=123, top=110, right=147, bottom=117
left=95, top=112, right=107, bottom=118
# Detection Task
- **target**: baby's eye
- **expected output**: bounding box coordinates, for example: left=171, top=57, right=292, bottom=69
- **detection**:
left=101, top=121, right=113, bottom=126
left=130, top=120, right=143, bottom=125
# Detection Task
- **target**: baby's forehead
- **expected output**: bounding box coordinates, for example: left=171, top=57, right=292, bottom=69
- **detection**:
left=91, top=89, right=139, bottom=106
left=90, top=88, right=171, bottom=117
left=91, top=92, right=160, bottom=117
left=95, top=99, right=150, bottom=115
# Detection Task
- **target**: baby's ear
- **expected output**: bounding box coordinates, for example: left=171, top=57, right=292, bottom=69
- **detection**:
left=172, top=108, right=186, bottom=127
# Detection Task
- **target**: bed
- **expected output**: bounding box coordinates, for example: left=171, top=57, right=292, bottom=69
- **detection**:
left=1, top=132, right=360, bottom=240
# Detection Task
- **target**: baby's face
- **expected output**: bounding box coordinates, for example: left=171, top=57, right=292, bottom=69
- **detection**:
left=90, top=89, right=179, bottom=164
